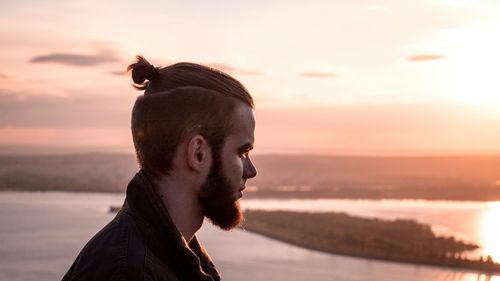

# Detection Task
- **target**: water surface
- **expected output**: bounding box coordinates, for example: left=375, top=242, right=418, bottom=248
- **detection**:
left=0, top=192, right=498, bottom=281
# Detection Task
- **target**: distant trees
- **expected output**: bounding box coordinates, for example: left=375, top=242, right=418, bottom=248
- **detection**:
left=0, top=154, right=137, bottom=193
left=243, top=210, right=500, bottom=274
left=3, top=154, right=500, bottom=201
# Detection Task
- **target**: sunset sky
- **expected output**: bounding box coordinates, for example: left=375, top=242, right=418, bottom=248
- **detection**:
left=1, top=0, right=499, bottom=155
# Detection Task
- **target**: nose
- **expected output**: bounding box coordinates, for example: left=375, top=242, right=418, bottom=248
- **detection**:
left=243, top=157, right=257, bottom=179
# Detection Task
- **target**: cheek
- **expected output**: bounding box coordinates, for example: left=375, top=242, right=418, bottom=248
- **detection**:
left=229, top=157, right=245, bottom=179
left=233, top=158, right=243, bottom=174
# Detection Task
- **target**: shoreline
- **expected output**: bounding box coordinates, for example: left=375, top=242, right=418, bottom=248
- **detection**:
left=242, top=210, right=500, bottom=275
left=246, top=229, right=500, bottom=276
left=2, top=153, right=500, bottom=202
left=2, top=189, right=500, bottom=202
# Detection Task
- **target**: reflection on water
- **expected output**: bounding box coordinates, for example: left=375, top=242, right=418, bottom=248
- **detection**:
left=242, top=199, right=500, bottom=263
left=0, top=192, right=499, bottom=280
left=483, top=202, right=500, bottom=263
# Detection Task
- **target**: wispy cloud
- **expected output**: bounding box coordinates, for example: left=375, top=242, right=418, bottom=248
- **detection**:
left=0, top=73, right=9, bottom=79
left=406, top=54, right=446, bottom=61
left=0, top=127, right=132, bottom=149
left=301, top=72, right=338, bottom=79
left=30, top=49, right=122, bottom=66
left=109, top=70, right=126, bottom=76
left=0, top=89, right=129, bottom=128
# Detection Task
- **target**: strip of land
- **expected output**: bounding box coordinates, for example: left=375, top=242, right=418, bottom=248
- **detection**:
left=242, top=210, right=500, bottom=274
left=3, top=154, right=500, bottom=201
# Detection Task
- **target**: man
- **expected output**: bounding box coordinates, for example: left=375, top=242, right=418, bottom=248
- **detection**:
left=62, top=56, right=257, bottom=281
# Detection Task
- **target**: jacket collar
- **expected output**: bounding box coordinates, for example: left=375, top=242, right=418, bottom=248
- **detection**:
left=123, top=170, right=220, bottom=281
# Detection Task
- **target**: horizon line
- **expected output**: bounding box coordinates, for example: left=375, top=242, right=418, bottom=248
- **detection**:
left=1, top=145, right=500, bottom=158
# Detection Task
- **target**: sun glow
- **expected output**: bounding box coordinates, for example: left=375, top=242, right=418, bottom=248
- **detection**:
left=450, top=24, right=500, bottom=108
left=482, top=201, right=500, bottom=263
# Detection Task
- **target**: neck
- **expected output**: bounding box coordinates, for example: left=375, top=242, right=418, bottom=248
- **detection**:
left=155, top=176, right=204, bottom=243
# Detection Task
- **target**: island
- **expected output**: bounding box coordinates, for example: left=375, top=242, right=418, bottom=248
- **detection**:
left=242, top=210, right=500, bottom=274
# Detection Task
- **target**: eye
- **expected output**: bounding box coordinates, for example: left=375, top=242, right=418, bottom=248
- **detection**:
left=239, top=150, right=250, bottom=159
left=238, top=144, right=253, bottom=159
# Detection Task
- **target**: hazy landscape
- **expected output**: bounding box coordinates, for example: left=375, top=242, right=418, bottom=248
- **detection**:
left=2, top=153, right=500, bottom=275
left=3, top=1, right=500, bottom=279
left=1, top=153, right=500, bottom=201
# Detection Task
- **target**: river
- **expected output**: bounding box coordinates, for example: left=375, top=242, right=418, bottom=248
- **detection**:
left=0, top=191, right=498, bottom=281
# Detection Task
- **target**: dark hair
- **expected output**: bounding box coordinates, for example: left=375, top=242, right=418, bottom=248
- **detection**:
left=127, top=56, right=254, bottom=178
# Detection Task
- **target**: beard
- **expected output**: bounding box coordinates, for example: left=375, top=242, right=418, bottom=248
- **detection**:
left=198, top=156, right=243, bottom=231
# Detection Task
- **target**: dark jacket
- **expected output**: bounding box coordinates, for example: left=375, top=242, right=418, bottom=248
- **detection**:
left=62, top=170, right=221, bottom=281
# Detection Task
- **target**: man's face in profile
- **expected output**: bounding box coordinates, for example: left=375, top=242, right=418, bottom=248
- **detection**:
left=198, top=156, right=243, bottom=230
left=198, top=103, right=257, bottom=230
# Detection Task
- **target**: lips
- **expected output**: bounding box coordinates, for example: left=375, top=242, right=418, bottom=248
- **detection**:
left=237, top=185, right=245, bottom=199
left=239, top=181, right=246, bottom=192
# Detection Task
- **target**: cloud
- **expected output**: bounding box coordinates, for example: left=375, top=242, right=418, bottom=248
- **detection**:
left=0, top=73, right=8, bottom=79
left=301, top=72, right=338, bottom=78
left=0, top=127, right=132, bottom=149
left=30, top=49, right=122, bottom=66
left=0, top=89, right=130, bottom=128
left=109, top=70, right=126, bottom=76
left=406, top=54, right=446, bottom=61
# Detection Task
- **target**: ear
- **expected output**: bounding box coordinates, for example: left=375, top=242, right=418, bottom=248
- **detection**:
left=186, top=135, right=210, bottom=172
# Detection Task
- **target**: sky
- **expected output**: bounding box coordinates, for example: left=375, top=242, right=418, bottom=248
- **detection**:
left=1, top=0, right=499, bottom=155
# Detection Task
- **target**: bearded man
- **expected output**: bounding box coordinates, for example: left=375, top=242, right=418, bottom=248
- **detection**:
left=62, top=56, right=257, bottom=281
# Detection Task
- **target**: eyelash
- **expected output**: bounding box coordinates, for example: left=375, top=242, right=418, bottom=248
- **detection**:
left=240, top=151, right=250, bottom=158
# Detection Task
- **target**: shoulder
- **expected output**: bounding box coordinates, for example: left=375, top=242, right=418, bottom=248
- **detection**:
left=63, top=211, right=182, bottom=281
left=62, top=211, right=141, bottom=281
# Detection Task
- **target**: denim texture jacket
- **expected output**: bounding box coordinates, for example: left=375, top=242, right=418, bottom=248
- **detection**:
left=62, top=170, right=221, bottom=281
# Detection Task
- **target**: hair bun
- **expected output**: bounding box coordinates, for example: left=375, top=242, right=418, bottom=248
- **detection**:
left=127, top=55, right=160, bottom=90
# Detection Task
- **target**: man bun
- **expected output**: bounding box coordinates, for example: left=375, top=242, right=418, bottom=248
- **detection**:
left=127, top=55, right=160, bottom=90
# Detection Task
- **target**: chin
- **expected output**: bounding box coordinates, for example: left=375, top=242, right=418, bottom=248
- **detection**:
left=206, top=200, right=244, bottom=231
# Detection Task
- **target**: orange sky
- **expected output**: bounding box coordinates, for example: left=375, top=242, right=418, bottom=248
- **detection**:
left=1, top=0, right=499, bottom=155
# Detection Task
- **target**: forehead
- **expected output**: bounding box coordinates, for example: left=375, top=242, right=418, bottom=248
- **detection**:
left=226, top=103, right=255, bottom=145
